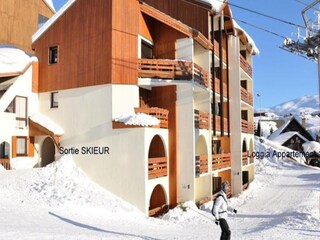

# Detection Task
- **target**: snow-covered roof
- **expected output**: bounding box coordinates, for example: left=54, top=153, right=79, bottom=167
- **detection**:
left=268, top=117, right=292, bottom=141
left=0, top=48, right=35, bottom=76
left=33, top=0, right=77, bottom=43
left=302, top=141, right=320, bottom=154
left=200, top=0, right=227, bottom=12
left=29, top=113, right=64, bottom=135
left=44, top=0, right=56, bottom=12
left=233, top=20, right=259, bottom=55
left=270, top=131, right=308, bottom=145
left=115, top=113, right=160, bottom=127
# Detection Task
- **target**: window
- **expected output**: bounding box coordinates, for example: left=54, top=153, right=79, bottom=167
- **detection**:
left=49, top=46, right=58, bottom=64
left=50, top=92, right=59, bottom=108
left=0, top=142, right=9, bottom=159
left=141, top=40, right=153, bottom=59
left=16, top=137, right=27, bottom=156
left=15, top=96, right=27, bottom=128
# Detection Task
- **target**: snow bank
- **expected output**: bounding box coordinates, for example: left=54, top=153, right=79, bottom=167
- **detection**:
left=0, top=48, right=33, bottom=75
left=0, top=164, right=5, bottom=172
left=10, top=157, right=38, bottom=170
left=115, top=113, right=160, bottom=127
left=30, top=113, right=64, bottom=135
left=259, top=120, right=278, bottom=138
left=303, top=141, right=320, bottom=153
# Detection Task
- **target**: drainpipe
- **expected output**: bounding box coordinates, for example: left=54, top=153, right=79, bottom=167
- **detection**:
left=211, top=14, right=216, bottom=136
left=226, top=34, right=230, bottom=137
left=219, top=15, right=224, bottom=136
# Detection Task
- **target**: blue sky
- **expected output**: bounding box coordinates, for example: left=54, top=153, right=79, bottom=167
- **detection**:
left=53, top=0, right=319, bottom=109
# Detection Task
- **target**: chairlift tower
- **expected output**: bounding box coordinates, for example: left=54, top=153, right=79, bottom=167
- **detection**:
left=282, top=0, right=320, bottom=111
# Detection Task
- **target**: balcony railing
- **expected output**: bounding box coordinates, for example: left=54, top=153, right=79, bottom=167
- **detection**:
left=138, top=59, right=208, bottom=88
left=148, top=157, right=167, bottom=179
left=211, top=77, right=227, bottom=97
left=212, top=153, right=231, bottom=170
left=240, top=55, right=252, bottom=78
left=0, top=158, right=10, bottom=170
left=241, top=119, right=254, bottom=134
left=194, top=110, right=210, bottom=130
left=212, top=115, right=229, bottom=133
left=214, top=39, right=227, bottom=63
left=134, top=107, right=169, bottom=129
left=241, top=87, right=253, bottom=106
left=242, top=152, right=248, bottom=166
left=195, top=155, right=208, bottom=176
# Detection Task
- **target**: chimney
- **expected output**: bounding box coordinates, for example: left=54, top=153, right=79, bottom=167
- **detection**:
left=301, top=117, right=306, bottom=128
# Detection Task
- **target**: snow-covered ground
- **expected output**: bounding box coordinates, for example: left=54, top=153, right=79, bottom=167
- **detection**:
left=0, top=140, right=319, bottom=239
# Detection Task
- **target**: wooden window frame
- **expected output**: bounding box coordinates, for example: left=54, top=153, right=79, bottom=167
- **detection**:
left=50, top=92, right=59, bottom=108
left=49, top=46, right=59, bottom=65
left=16, top=136, right=28, bottom=157
left=14, top=96, right=28, bottom=128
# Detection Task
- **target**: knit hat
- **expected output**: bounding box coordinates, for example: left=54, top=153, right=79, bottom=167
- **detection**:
left=221, top=181, right=230, bottom=193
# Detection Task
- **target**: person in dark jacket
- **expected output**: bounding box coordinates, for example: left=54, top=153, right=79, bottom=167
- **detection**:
left=212, top=181, right=237, bottom=240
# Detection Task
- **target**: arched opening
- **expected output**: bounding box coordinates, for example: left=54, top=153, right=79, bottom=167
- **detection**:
left=195, top=135, right=208, bottom=176
left=0, top=141, right=10, bottom=169
left=249, top=138, right=254, bottom=164
left=148, top=135, right=167, bottom=179
left=149, top=184, right=168, bottom=217
left=242, top=139, right=248, bottom=166
left=41, top=137, right=55, bottom=167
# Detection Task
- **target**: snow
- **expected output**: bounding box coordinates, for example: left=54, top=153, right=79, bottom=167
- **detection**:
left=0, top=48, right=33, bottom=75
left=303, top=141, right=320, bottom=153
left=258, top=120, right=278, bottom=138
left=29, top=113, right=64, bottom=135
left=200, top=0, right=227, bottom=12
left=10, top=157, right=38, bottom=170
left=0, top=138, right=319, bottom=239
left=269, top=131, right=308, bottom=145
left=44, top=0, right=55, bottom=12
left=115, top=113, right=160, bottom=127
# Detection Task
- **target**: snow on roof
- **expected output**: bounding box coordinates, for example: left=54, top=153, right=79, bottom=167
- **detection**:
left=200, top=0, right=227, bottom=12
left=44, top=0, right=56, bottom=12
left=115, top=113, right=160, bottom=127
left=0, top=48, right=34, bottom=75
left=33, top=0, right=77, bottom=43
left=268, top=117, right=292, bottom=141
left=269, top=131, right=308, bottom=145
left=30, top=113, right=64, bottom=135
left=259, top=120, right=278, bottom=138
left=233, top=20, right=259, bottom=55
left=302, top=141, right=320, bottom=153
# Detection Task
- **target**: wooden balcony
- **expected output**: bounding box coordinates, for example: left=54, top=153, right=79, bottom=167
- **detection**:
left=134, top=107, right=169, bottom=129
left=212, top=153, right=231, bottom=170
left=195, top=155, right=208, bottom=176
left=241, top=119, right=254, bottom=134
left=212, top=115, right=229, bottom=133
left=241, top=87, right=253, bottom=106
left=211, top=77, right=227, bottom=97
left=0, top=158, right=10, bottom=170
left=194, top=110, right=210, bottom=130
left=148, top=157, right=167, bottom=179
left=242, top=152, right=248, bottom=166
left=240, top=55, right=252, bottom=78
left=214, top=39, right=227, bottom=63
left=138, top=58, right=208, bottom=88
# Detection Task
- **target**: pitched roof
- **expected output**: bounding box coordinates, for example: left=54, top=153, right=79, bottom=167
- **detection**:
left=44, top=0, right=56, bottom=12
left=270, top=131, right=308, bottom=145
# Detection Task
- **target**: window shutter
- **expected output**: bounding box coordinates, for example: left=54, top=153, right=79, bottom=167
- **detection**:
left=12, top=136, right=17, bottom=158
left=28, top=136, right=35, bottom=157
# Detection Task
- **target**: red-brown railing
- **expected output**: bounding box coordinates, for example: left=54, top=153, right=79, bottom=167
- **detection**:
left=138, top=59, right=208, bottom=88
left=214, top=39, right=227, bottom=63
left=241, top=119, right=254, bottom=134
left=240, top=55, right=252, bottom=77
left=213, top=115, right=229, bottom=133
left=211, top=77, right=227, bottom=97
left=212, top=153, right=231, bottom=170
left=148, top=157, right=167, bottom=179
left=0, top=158, right=10, bottom=170
left=194, top=110, right=210, bottom=130
left=134, top=107, right=169, bottom=129
left=242, top=152, right=248, bottom=166
left=241, top=87, right=253, bottom=106
left=195, top=155, right=208, bottom=175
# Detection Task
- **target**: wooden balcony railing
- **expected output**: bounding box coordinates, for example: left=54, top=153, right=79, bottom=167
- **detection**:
left=214, top=39, right=227, bottom=63
left=194, top=110, right=210, bottom=130
left=211, top=77, right=227, bottom=97
left=0, top=158, right=10, bottom=170
left=134, top=107, right=169, bottom=128
left=212, top=115, right=229, bottom=133
left=148, top=157, right=167, bottom=179
left=195, top=155, right=208, bottom=176
left=240, top=55, right=252, bottom=77
left=241, top=119, right=254, bottom=134
left=138, top=59, right=208, bottom=88
left=212, top=153, right=231, bottom=170
left=241, top=87, right=253, bottom=106
left=242, top=152, right=248, bottom=166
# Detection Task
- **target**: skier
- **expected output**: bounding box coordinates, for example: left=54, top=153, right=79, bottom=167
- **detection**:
left=212, top=181, right=237, bottom=240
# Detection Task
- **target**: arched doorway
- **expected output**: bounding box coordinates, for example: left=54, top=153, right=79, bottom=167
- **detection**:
left=41, top=137, right=55, bottom=167
left=149, top=184, right=167, bottom=217
left=148, top=135, right=167, bottom=179
left=242, top=139, right=248, bottom=166
left=195, top=135, right=208, bottom=176
left=0, top=141, right=10, bottom=169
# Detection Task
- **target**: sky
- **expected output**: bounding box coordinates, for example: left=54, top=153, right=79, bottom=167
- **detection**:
left=52, top=0, right=320, bottom=109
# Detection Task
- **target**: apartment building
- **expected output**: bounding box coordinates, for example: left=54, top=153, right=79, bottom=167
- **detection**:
left=29, top=0, right=257, bottom=216
left=0, top=0, right=54, bottom=170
